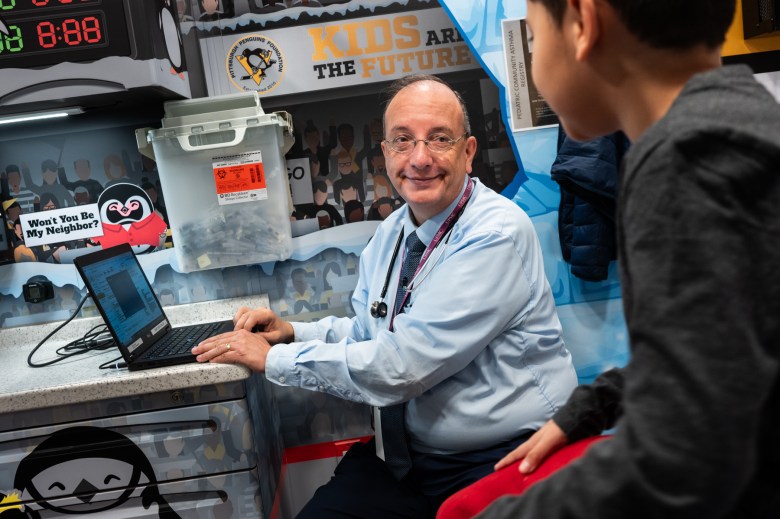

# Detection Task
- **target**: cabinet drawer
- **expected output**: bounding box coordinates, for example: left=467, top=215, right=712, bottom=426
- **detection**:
left=0, top=399, right=256, bottom=494
left=1, top=382, right=247, bottom=433
left=2, top=466, right=264, bottom=518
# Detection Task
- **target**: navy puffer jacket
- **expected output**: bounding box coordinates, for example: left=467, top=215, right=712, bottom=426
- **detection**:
left=551, top=129, right=629, bottom=281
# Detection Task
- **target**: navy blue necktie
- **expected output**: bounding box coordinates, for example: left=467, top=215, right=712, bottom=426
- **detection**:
left=380, top=230, right=425, bottom=480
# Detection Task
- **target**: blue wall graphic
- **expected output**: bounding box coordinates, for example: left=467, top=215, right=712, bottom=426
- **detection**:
left=439, top=0, right=628, bottom=383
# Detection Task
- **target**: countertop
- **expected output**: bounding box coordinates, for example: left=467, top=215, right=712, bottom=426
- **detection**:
left=0, top=295, right=268, bottom=414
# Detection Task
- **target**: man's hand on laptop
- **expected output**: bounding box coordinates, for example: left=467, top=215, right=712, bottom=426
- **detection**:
left=233, top=306, right=294, bottom=344
left=193, top=329, right=272, bottom=372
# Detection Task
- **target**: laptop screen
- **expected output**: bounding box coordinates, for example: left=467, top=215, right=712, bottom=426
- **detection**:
left=76, top=244, right=167, bottom=354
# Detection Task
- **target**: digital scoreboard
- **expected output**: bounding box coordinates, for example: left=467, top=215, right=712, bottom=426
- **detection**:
left=0, top=0, right=184, bottom=71
left=0, top=0, right=132, bottom=68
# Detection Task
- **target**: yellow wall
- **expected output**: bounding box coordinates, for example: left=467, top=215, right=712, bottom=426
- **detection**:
left=722, top=0, right=780, bottom=56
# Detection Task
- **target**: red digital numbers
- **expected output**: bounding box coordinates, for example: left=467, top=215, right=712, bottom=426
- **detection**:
left=36, top=15, right=101, bottom=48
left=29, top=0, right=94, bottom=6
left=36, top=21, right=56, bottom=47
left=81, top=15, right=100, bottom=42
left=31, top=0, right=80, bottom=5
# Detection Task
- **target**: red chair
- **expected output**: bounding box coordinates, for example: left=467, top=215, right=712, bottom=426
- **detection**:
left=436, top=436, right=610, bottom=519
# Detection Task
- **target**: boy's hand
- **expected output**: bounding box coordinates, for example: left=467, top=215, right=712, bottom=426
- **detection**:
left=494, top=420, right=568, bottom=473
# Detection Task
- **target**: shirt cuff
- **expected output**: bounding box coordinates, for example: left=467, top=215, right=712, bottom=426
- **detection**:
left=265, top=343, right=300, bottom=387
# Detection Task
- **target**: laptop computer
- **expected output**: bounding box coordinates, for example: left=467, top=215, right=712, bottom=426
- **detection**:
left=74, top=243, right=233, bottom=371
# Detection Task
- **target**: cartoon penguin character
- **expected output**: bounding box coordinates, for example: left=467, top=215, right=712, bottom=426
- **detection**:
left=13, top=426, right=180, bottom=518
left=93, top=183, right=167, bottom=254
left=158, top=0, right=185, bottom=74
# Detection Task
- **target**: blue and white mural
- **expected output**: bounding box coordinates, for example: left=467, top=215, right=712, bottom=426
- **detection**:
left=439, top=0, right=628, bottom=383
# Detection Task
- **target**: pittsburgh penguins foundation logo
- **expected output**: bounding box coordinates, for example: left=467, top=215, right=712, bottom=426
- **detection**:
left=227, top=35, right=285, bottom=93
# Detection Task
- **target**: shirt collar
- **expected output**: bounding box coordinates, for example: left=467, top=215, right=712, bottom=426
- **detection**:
left=402, top=177, right=470, bottom=247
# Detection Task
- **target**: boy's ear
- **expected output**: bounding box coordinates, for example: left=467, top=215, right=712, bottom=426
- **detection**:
left=571, top=0, right=600, bottom=62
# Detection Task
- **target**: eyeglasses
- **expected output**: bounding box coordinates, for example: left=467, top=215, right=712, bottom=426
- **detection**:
left=383, top=132, right=468, bottom=154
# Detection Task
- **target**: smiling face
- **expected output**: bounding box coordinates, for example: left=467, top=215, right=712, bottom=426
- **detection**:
left=7, top=170, right=22, bottom=192
left=382, top=80, right=477, bottom=224
left=27, top=457, right=140, bottom=513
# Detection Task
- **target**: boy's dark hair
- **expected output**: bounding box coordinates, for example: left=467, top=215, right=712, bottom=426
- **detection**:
left=530, top=0, right=736, bottom=49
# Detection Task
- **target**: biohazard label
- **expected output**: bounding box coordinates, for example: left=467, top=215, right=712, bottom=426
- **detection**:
left=212, top=151, right=268, bottom=205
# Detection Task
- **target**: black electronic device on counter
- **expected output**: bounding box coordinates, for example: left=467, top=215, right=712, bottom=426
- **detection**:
left=74, top=243, right=231, bottom=371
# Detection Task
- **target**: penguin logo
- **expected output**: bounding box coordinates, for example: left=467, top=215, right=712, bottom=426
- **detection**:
left=93, top=183, right=168, bottom=254
left=12, top=426, right=180, bottom=518
left=226, top=35, right=285, bottom=94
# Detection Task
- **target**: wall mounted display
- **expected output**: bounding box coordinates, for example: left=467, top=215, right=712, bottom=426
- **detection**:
left=0, top=0, right=191, bottom=115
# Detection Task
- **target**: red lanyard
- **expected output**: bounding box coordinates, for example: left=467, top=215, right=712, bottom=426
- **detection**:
left=388, top=179, right=474, bottom=331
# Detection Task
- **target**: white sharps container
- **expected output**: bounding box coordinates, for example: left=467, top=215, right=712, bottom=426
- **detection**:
left=140, top=92, right=294, bottom=272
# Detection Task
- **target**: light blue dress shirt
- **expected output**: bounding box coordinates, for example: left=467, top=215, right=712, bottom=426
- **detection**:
left=266, top=178, right=577, bottom=455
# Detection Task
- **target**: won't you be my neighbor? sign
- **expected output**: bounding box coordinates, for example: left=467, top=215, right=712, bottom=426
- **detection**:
left=19, top=204, right=103, bottom=247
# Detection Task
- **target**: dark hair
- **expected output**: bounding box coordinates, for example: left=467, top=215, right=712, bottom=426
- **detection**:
left=304, top=120, right=319, bottom=136
left=343, top=199, right=365, bottom=223
left=333, top=174, right=363, bottom=205
left=5, top=164, right=20, bottom=175
left=382, top=74, right=471, bottom=135
left=337, top=123, right=354, bottom=137
left=41, top=159, right=58, bottom=173
left=322, top=261, right=342, bottom=290
left=529, top=0, right=736, bottom=49
left=39, top=192, right=61, bottom=209
left=312, top=179, right=328, bottom=194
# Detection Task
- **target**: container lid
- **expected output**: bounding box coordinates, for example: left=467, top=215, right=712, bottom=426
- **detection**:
left=160, top=91, right=265, bottom=128
left=144, top=91, right=295, bottom=155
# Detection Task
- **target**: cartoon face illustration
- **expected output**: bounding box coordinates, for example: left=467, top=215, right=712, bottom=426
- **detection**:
left=27, top=457, right=137, bottom=513
left=96, top=183, right=166, bottom=254
left=7, top=169, right=23, bottom=192
left=101, top=194, right=149, bottom=223
left=13, top=426, right=180, bottom=517
left=336, top=150, right=352, bottom=176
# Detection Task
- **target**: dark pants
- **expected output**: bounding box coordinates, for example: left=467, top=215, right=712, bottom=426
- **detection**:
left=296, top=432, right=533, bottom=519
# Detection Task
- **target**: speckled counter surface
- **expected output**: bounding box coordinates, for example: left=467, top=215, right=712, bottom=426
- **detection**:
left=0, top=295, right=269, bottom=414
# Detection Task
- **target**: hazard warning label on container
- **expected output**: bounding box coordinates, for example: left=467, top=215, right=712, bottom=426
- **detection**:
left=212, top=151, right=267, bottom=205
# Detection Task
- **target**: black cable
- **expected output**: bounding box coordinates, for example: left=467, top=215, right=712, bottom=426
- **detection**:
left=55, top=323, right=113, bottom=356
left=27, top=294, right=116, bottom=368
left=98, top=357, right=126, bottom=370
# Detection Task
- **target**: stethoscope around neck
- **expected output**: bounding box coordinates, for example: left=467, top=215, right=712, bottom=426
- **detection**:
left=369, top=227, right=455, bottom=319
left=370, top=230, right=404, bottom=319
left=370, top=179, right=474, bottom=320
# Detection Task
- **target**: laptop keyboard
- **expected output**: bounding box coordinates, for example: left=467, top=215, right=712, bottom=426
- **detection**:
left=144, top=322, right=226, bottom=359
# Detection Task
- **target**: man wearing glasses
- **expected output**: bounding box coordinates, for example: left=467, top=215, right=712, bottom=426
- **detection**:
left=193, top=74, right=577, bottom=518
